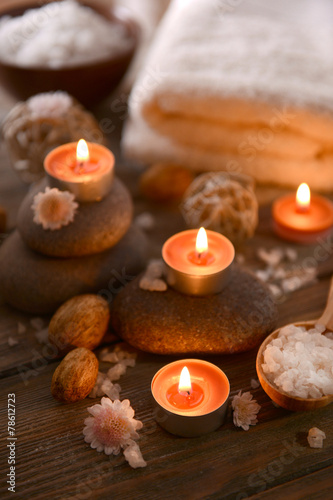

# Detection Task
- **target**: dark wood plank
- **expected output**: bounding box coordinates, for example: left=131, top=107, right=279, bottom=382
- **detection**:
left=0, top=352, right=332, bottom=500
left=248, top=466, right=333, bottom=500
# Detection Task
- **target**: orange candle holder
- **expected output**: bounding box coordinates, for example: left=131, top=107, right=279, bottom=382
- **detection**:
left=44, top=141, right=114, bottom=202
left=162, top=229, right=235, bottom=296
left=272, top=184, right=333, bottom=244
left=151, top=359, right=230, bottom=437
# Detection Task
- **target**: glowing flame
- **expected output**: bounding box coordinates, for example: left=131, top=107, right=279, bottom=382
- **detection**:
left=196, top=227, right=208, bottom=256
left=296, top=183, right=310, bottom=211
left=76, top=139, right=89, bottom=162
left=178, top=366, right=192, bottom=395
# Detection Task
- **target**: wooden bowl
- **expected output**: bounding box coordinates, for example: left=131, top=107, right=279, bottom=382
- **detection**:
left=256, top=321, right=333, bottom=411
left=0, top=1, right=138, bottom=107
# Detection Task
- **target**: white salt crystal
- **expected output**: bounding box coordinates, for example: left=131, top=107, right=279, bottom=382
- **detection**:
left=0, top=0, right=133, bottom=68
left=250, top=378, right=260, bottom=389
left=307, top=427, right=326, bottom=448
left=235, top=253, right=245, bottom=265
left=257, top=248, right=284, bottom=267
left=268, top=283, right=282, bottom=299
left=123, top=440, right=147, bottom=469
left=17, top=322, right=26, bottom=334
left=285, top=248, right=298, bottom=262
left=99, top=348, right=119, bottom=363
left=30, top=317, right=44, bottom=330
left=255, top=269, right=271, bottom=282
left=100, top=379, right=121, bottom=400
left=8, top=336, right=18, bottom=346
left=139, top=277, right=167, bottom=292
left=35, top=328, right=49, bottom=344
left=134, top=212, right=155, bottom=231
left=262, top=324, right=333, bottom=398
left=107, top=362, right=127, bottom=381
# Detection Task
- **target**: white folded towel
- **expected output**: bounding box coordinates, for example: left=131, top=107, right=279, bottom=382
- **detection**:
left=122, top=0, right=333, bottom=191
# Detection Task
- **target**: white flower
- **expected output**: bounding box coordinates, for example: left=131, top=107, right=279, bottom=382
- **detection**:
left=27, top=91, right=73, bottom=119
left=232, top=391, right=261, bottom=431
left=32, top=187, right=78, bottom=230
left=83, top=398, right=146, bottom=468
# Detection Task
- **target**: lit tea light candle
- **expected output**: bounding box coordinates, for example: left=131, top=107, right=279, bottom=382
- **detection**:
left=151, top=359, right=230, bottom=437
left=162, top=228, right=234, bottom=295
left=44, top=140, right=114, bottom=202
left=272, top=183, right=333, bottom=244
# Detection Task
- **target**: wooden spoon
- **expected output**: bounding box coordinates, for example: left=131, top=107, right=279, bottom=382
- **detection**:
left=256, top=279, right=333, bottom=411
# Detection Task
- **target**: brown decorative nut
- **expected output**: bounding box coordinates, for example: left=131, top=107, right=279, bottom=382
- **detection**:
left=140, top=163, right=194, bottom=203
left=51, top=347, right=98, bottom=403
left=49, top=294, right=110, bottom=355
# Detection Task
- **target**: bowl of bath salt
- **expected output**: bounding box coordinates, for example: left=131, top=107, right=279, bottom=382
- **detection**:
left=0, top=0, right=138, bottom=106
left=256, top=280, right=333, bottom=411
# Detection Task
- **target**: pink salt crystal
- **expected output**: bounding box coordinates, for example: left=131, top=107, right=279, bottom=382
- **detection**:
left=107, top=363, right=127, bottom=381
left=307, top=427, right=326, bottom=448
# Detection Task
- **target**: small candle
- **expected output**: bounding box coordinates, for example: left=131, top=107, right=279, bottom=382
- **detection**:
left=272, top=183, right=333, bottom=244
left=44, top=140, right=114, bottom=202
left=152, top=359, right=230, bottom=437
left=162, top=228, right=234, bottom=296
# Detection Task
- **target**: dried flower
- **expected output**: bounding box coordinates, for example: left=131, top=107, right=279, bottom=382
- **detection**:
left=232, top=391, right=261, bottom=431
left=32, top=187, right=78, bottom=230
left=83, top=397, right=146, bottom=468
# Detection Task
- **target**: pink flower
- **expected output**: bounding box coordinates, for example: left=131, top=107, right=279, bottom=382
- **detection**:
left=232, top=391, right=261, bottom=431
left=83, top=398, right=146, bottom=468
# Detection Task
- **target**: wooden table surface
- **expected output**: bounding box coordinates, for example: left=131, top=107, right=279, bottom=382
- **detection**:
left=0, top=86, right=332, bottom=500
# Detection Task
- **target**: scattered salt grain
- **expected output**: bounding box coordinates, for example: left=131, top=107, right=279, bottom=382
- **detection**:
left=285, top=248, right=298, bottom=262
left=268, top=283, right=282, bottom=299
left=307, top=427, right=326, bottom=448
left=35, top=328, right=49, bottom=344
left=262, top=324, right=333, bottom=398
left=8, top=336, right=18, bottom=346
left=235, top=253, right=245, bottom=265
left=30, top=317, right=44, bottom=330
left=107, top=362, right=127, bottom=381
left=0, top=0, right=133, bottom=69
left=17, top=322, right=26, bottom=334
left=134, top=212, right=155, bottom=231
left=257, top=247, right=284, bottom=267
left=139, top=259, right=167, bottom=292
left=250, top=379, right=260, bottom=389
left=123, top=439, right=147, bottom=468
left=139, top=277, right=167, bottom=292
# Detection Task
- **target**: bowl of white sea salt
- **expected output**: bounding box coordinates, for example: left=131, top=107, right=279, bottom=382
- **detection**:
left=0, top=0, right=138, bottom=106
left=256, top=321, right=333, bottom=411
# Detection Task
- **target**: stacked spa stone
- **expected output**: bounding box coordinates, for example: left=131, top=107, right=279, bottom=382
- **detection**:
left=0, top=177, right=147, bottom=314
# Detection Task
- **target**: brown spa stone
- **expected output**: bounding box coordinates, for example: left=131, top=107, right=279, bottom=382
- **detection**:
left=17, top=177, right=133, bottom=257
left=111, top=267, right=278, bottom=354
left=0, top=225, right=147, bottom=315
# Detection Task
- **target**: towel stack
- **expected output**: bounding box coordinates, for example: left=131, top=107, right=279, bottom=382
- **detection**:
left=123, top=0, right=333, bottom=191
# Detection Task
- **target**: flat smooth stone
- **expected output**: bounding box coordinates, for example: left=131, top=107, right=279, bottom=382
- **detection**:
left=17, top=177, right=133, bottom=257
left=111, top=267, right=278, bottom=354
left=0, top=226, right=147, bottom=315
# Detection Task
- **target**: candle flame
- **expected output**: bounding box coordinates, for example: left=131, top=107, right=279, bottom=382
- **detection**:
left=196, top=227, right=208, bottom=256
left=178, top=366, right=192, bottom=395
left=296, top=183, right=310, bottom=211
left=76, top=139, right=90, bottom=162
